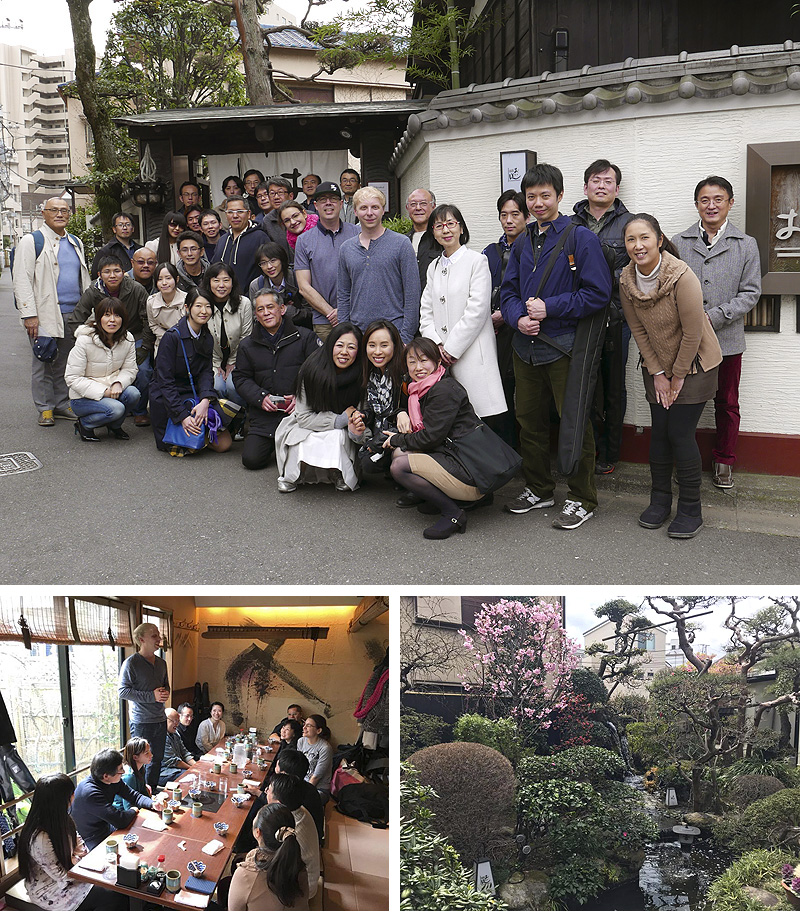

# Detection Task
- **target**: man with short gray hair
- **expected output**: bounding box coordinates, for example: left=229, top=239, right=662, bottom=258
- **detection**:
left=405, top=188, right=441, bottom=291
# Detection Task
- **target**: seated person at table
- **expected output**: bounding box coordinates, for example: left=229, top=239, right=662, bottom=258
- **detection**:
left=114, top=737, right=152, bottom=808
left=272, top=704, right=303, bottom=736
left=196, top=701, right=227, bottom=753
left=267, top=774, right=319, bottom=899
left=272, top=749, right=324, bottom=845
left=264, top=719, right=302, bottom=785
left=297, top=714, right=334, bottom=806
left=228, top=803, right=308, bottom=911
left=160, top=708, right=197, bottom=784
left=176, top=701, right=204, bottom=759
left=19, top=773, right=128, bottom=910
left=72, top=748, right=161, bottom=850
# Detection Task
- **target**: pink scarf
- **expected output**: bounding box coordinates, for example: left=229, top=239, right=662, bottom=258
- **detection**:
left=287, top=212, right=319, bottom=250
left=407, top=364, right=446, bottom=431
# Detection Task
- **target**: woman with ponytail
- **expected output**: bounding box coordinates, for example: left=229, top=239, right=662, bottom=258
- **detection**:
left=228, top=803, right=308, bottom=910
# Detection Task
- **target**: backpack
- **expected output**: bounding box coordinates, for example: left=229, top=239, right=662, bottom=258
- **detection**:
left=335, top=781, right=389, bottom=828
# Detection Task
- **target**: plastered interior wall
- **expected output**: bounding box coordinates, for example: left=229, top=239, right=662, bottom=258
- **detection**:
left=194, top=605, right=388, bottom=746
left=397, top=93, right=800, bottom=434
left=137, top=596, right=199, bottom=698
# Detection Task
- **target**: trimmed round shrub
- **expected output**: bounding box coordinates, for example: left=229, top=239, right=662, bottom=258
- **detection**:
left=401, top=706, right=449, bottom=760
left=409, top=742, right=516, bottom=864
left=715, top=788, right=800, bottom=853
left=570, top=667, right=609, bottom=705
left=727, top=774, right=786, bottom=811
left=517, top=745, right=625, bottom=788
left=613, top=693, right=648, bottom=723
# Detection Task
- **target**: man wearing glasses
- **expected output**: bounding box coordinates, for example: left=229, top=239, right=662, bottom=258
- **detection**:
left=257, top=177, right=293, bottom=256
left=90, top=211, right=140, bottom=279
left=213, top=194, right=269, bottom=291
left=128, top=248, right=158, bottom=296
left=175, top=231, right=209, bottom=290
left=405, top=188, right=441, bottom=291
left=13, top=198, right=89, bottom=426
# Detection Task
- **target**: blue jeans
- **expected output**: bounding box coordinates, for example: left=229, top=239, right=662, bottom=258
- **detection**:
left=134, top=352, right=153, bottom=414
left=214, top=369, right=244, bottom=405
left=71, top=386, right=140, bottom=429
left=129, top=718, right=167, bottom=791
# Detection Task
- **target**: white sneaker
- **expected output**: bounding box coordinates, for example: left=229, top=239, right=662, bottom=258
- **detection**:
left=552, top=499, right=594, bottom=530
left=277, top=477, right=296, bottom=493
left=503, top=487, right=555, bottom=514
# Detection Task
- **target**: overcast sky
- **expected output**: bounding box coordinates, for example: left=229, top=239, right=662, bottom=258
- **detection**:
left=564, top=590, right=790, bottom=659
left=0, top=0, right=358, bottom=56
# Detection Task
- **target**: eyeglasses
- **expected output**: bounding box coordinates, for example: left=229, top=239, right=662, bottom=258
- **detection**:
left=407, top=201, right=432, bottom=209
left=134, top=259, right=157, bottom=266
left=44, top=207, right=69, bottom=215
left=115, top=221, right=134, bottom=229
left=433, top=220, right=459, bottom=231
left=226, top=209, right=248, bottom=215
left=259, top=259, right=282, bottom=268
left=180, top=246, right=201, bottom=254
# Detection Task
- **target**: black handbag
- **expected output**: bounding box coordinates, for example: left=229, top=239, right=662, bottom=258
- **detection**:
left=443, top=423, right=523, bottom=494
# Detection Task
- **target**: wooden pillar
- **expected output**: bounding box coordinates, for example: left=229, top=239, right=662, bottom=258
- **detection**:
left=359, top=129, right=400, bottom=215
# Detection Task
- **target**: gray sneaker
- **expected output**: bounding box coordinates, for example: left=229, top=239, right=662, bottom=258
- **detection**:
left=503, top=487, right=555, bottom=514
left=277, top=477, right=296, bottom=493
left=552, top=499, right=594, bottom=530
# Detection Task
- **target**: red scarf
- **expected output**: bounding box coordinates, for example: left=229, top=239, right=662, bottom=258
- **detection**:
left=287, top=212, right=319, bottom=250
left=407, top=364, right=446, bottom=431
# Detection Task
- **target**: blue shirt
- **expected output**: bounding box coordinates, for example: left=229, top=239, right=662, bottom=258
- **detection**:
left=56, top=234, right=82, bottom=314
left=294, top=220, right=359, bottom=323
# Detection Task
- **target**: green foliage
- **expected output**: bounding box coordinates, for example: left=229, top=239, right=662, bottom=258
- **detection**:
left=725, top=774, right=786, bottom=811
left=613, top=692, right=648, bottom=723
left=517, top=746, right=625, bottom=787
left=400, top=763, right=506, bottom=910
left=569, top=668, right=609, bottom=705
left=409, top=742, right=516, bottom=865
left=66, top=206, right=103, bottom=266
left=383, top=215, right=413, bottom=234
left=706, top=848, right=794, bottom=910
left=720, top=754, right=794, bottom=786
left=453, top=714, right=521, bottom=764
left=400, top=707, right=449, bottom=760
left=714, top=788, right=800, bottom=853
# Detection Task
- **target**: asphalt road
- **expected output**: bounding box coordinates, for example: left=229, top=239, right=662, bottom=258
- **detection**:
left=1, top=271, right=799, bottom=587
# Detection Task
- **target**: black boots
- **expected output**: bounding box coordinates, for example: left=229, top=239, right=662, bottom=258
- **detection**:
left=638, top=490, right=672, bottom=529
left=667, top=500, right=703, bottom=539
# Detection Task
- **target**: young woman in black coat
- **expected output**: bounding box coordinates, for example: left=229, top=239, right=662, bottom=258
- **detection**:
left=149, top=287, right=233, bottom=456
left=385, top=337, right=487, bottom=540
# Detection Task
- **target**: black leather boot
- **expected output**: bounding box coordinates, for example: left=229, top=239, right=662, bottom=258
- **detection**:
left=638, top=490, right=672, bottom=529
left=667, top=500, right=703, bottom=539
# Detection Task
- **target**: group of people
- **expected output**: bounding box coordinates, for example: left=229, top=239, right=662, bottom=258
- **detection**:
left=14, top=157, right=759, bottom=539
left=15, top=620, right=335, bottom=910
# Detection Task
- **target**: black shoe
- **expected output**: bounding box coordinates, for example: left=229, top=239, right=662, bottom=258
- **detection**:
left=668, top=501, right=703, bottom=539
left=638, top=491, right=672, bottom=529
left=423, top=512, right=467, bottom=540
left=595, top=461, right=615, bottom=475
left=109, top=426, right=130, bottom=440
left=74, top=421, right=100, bottom=442
left=396, top=490, right=423, bottom=508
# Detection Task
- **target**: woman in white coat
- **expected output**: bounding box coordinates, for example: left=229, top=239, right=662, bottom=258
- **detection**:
left=419, top=205, right=506, bottom=419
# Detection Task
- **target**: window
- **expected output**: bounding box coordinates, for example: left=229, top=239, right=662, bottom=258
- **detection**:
left=637, top=631, right=656, bottom=651
left=745, top=295, right=781, bottom=332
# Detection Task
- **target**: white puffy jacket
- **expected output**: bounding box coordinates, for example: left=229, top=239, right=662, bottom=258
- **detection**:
left=65, top=324, right=138, bottom=401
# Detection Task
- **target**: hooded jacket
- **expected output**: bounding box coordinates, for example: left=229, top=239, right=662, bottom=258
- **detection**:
left=212, top=222, right=270, bottom=293
left=65, top=324, right=138, bottom=401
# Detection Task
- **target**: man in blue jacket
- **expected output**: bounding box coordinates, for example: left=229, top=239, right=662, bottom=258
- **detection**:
left=501, top=163, right=612, bottom=529
left=213, top=194, right=269, bottom=293
left=72, top=748, right=160, bottom=849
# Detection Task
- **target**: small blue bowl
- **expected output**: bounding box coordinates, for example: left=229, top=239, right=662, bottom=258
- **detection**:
left=213, top=822, right=229, bottom=837
left=187, top=860, right=206, bottom=878
left=231, top=794, right=248, bottom=808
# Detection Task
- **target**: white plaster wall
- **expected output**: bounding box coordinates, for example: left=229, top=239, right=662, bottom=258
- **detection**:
left=397, top=92, right=800, bottom=435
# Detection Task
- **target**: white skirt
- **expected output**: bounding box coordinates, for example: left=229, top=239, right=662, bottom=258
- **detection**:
left=278, top=427, right=360, bottom=491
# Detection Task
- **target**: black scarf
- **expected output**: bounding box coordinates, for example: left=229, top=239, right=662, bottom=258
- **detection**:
left=332, top=362, right=363, bottom=414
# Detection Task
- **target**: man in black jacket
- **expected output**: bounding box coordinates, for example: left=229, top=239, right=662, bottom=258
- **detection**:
left=405, top=188, right=442, bottom=293
left=257, top=177, right=292, bottom=256
left=213, top=195, right=269, bottom=293
left=233, top=290, right=320, bottom=470
left=572, top=158, right=634, bottom=475
left=90, top=212, right=139, bottom=279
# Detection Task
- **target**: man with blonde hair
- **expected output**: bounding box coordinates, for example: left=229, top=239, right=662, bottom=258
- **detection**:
left=118, top=622, right=170, bottom=789
left=338, top=186, right=420, bottom=342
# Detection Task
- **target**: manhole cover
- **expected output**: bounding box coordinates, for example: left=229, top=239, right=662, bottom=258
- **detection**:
left=0, top=452, right=42, bottom=476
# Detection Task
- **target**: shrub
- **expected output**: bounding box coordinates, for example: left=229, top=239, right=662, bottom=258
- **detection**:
left=715, top=788, right=800, bottom=853
left=409, top=742, right=516, bottom=864
left=400, top=763, right=506, bottom=910
left=383, top=215, right=412, bottom=234
left=517, top=745, right=625, bottom=787
left=453, top=714, right=521, bottom=764
left=570, top=667, right=609, bottom=705
left=726, top=774, right=786, bottom=811
left=66, top=205, right=103, bottom=266
left=720, top=754, right=793, bottom=785
left=706, top=848, right=795, bottom=910
left=400, top=707, right=449, bottom=760
left=613, top=692, right=648, bottom=723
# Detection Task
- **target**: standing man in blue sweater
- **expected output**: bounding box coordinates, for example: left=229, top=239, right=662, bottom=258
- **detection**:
left=337, top=186, right=420, bottom=343
left=118, top=622, right=170, bottom=790
left=501, top=163, right=612, bottom=530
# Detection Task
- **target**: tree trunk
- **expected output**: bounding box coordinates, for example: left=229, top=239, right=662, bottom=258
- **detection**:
left=65, top=0, right=122, bottom=236
left=231, top=0, right=273, bottom=105
left=691, top=766, right=703, bottom=811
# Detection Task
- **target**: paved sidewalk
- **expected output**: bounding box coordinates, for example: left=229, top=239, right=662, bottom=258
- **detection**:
left=1, top=270, right=798, bottom=586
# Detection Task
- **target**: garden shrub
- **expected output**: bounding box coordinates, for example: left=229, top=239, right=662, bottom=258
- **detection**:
left=721, top=754, right=793, bottom=785
left=726, top=774, right=786, bottom=811
left=400, top=707, right=450, bottom=760
left=453, top=713, right=521, bottom=764
left=409, top=742, right=516, bottom=864
left=517, top=745, right=625, bottom=787
left=659, top=762, right=692, bottom=801
left=613, top=692, right=648, bottom=723
left=705, top=848, right=795, bottom=911
left=400, top=763, right=506, bottom=910
left=570, top=667, right=609, bottom=705
left=588, top=721, right=616, bottom=751
left=715, top=788, right=800, bottom=853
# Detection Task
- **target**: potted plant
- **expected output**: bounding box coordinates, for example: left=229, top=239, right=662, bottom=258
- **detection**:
left=780, top=864, right=800, bottom=908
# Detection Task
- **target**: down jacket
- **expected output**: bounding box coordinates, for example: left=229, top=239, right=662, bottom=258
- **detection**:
left=64, top=324, right=138, bottom=401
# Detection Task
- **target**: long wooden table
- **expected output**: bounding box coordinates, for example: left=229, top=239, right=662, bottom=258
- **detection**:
left=68, top=746, right=272, bottom=910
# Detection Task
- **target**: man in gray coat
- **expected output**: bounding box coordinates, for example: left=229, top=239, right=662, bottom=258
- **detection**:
left=672, top=176, right=761, bottom=489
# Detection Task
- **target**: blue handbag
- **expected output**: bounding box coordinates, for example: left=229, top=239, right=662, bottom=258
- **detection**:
left=163, top=337, right=206, bottom=450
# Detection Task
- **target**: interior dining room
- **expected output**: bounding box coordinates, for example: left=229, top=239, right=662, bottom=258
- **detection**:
left=0, top=593, right=389, bottom=912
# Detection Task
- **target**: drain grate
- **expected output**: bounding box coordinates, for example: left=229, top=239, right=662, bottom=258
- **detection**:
left=0, top=452, right=42, bottom=476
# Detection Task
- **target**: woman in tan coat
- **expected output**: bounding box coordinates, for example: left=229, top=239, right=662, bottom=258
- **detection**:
left=228, top=803, right=308, bottom=911
left=619, top=213, right=722, bottom=538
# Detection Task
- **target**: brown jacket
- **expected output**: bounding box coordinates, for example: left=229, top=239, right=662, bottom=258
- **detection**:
left=619, top=251, right=722, bottom=379
left=227, top=848, right=309, bottom=912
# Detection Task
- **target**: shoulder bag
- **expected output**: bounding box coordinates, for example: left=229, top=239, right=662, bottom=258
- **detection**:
left=444, top=423, right=522, bottom=494
left=163, top=336, right=206, bottom=450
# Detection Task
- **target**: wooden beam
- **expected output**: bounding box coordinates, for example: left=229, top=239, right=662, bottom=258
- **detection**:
left=348, top=596, right=389, bottom=633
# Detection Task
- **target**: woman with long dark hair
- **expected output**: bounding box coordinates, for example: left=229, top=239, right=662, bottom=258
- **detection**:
left=202, top=262, right=252, bottom=403
left=228, top=803, right=308, bottom=910
left=65, top=297, right=139, bottom=443
left=19, top=773, right=126, bottom=910
left=275, top=323, right=364, bottom=492
left=248, top=242, right=311, bottom=328
left=619, top=213, right=723, bottom=538
left=149, top=287, right=233, bottom=456
left=296, top=714, right=334, bottom=805
left=145, top=211, right=187, bottom=266
left=117, top=737, right=153, bottom=802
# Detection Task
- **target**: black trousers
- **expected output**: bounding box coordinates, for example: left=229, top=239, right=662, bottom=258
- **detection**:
left=648, top=401, right=706, bottom=503
left=241, top=433, right=275, bottom=470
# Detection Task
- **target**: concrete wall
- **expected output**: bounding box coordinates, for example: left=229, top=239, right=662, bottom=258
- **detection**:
left=396, top=91, right=800, bottom=437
